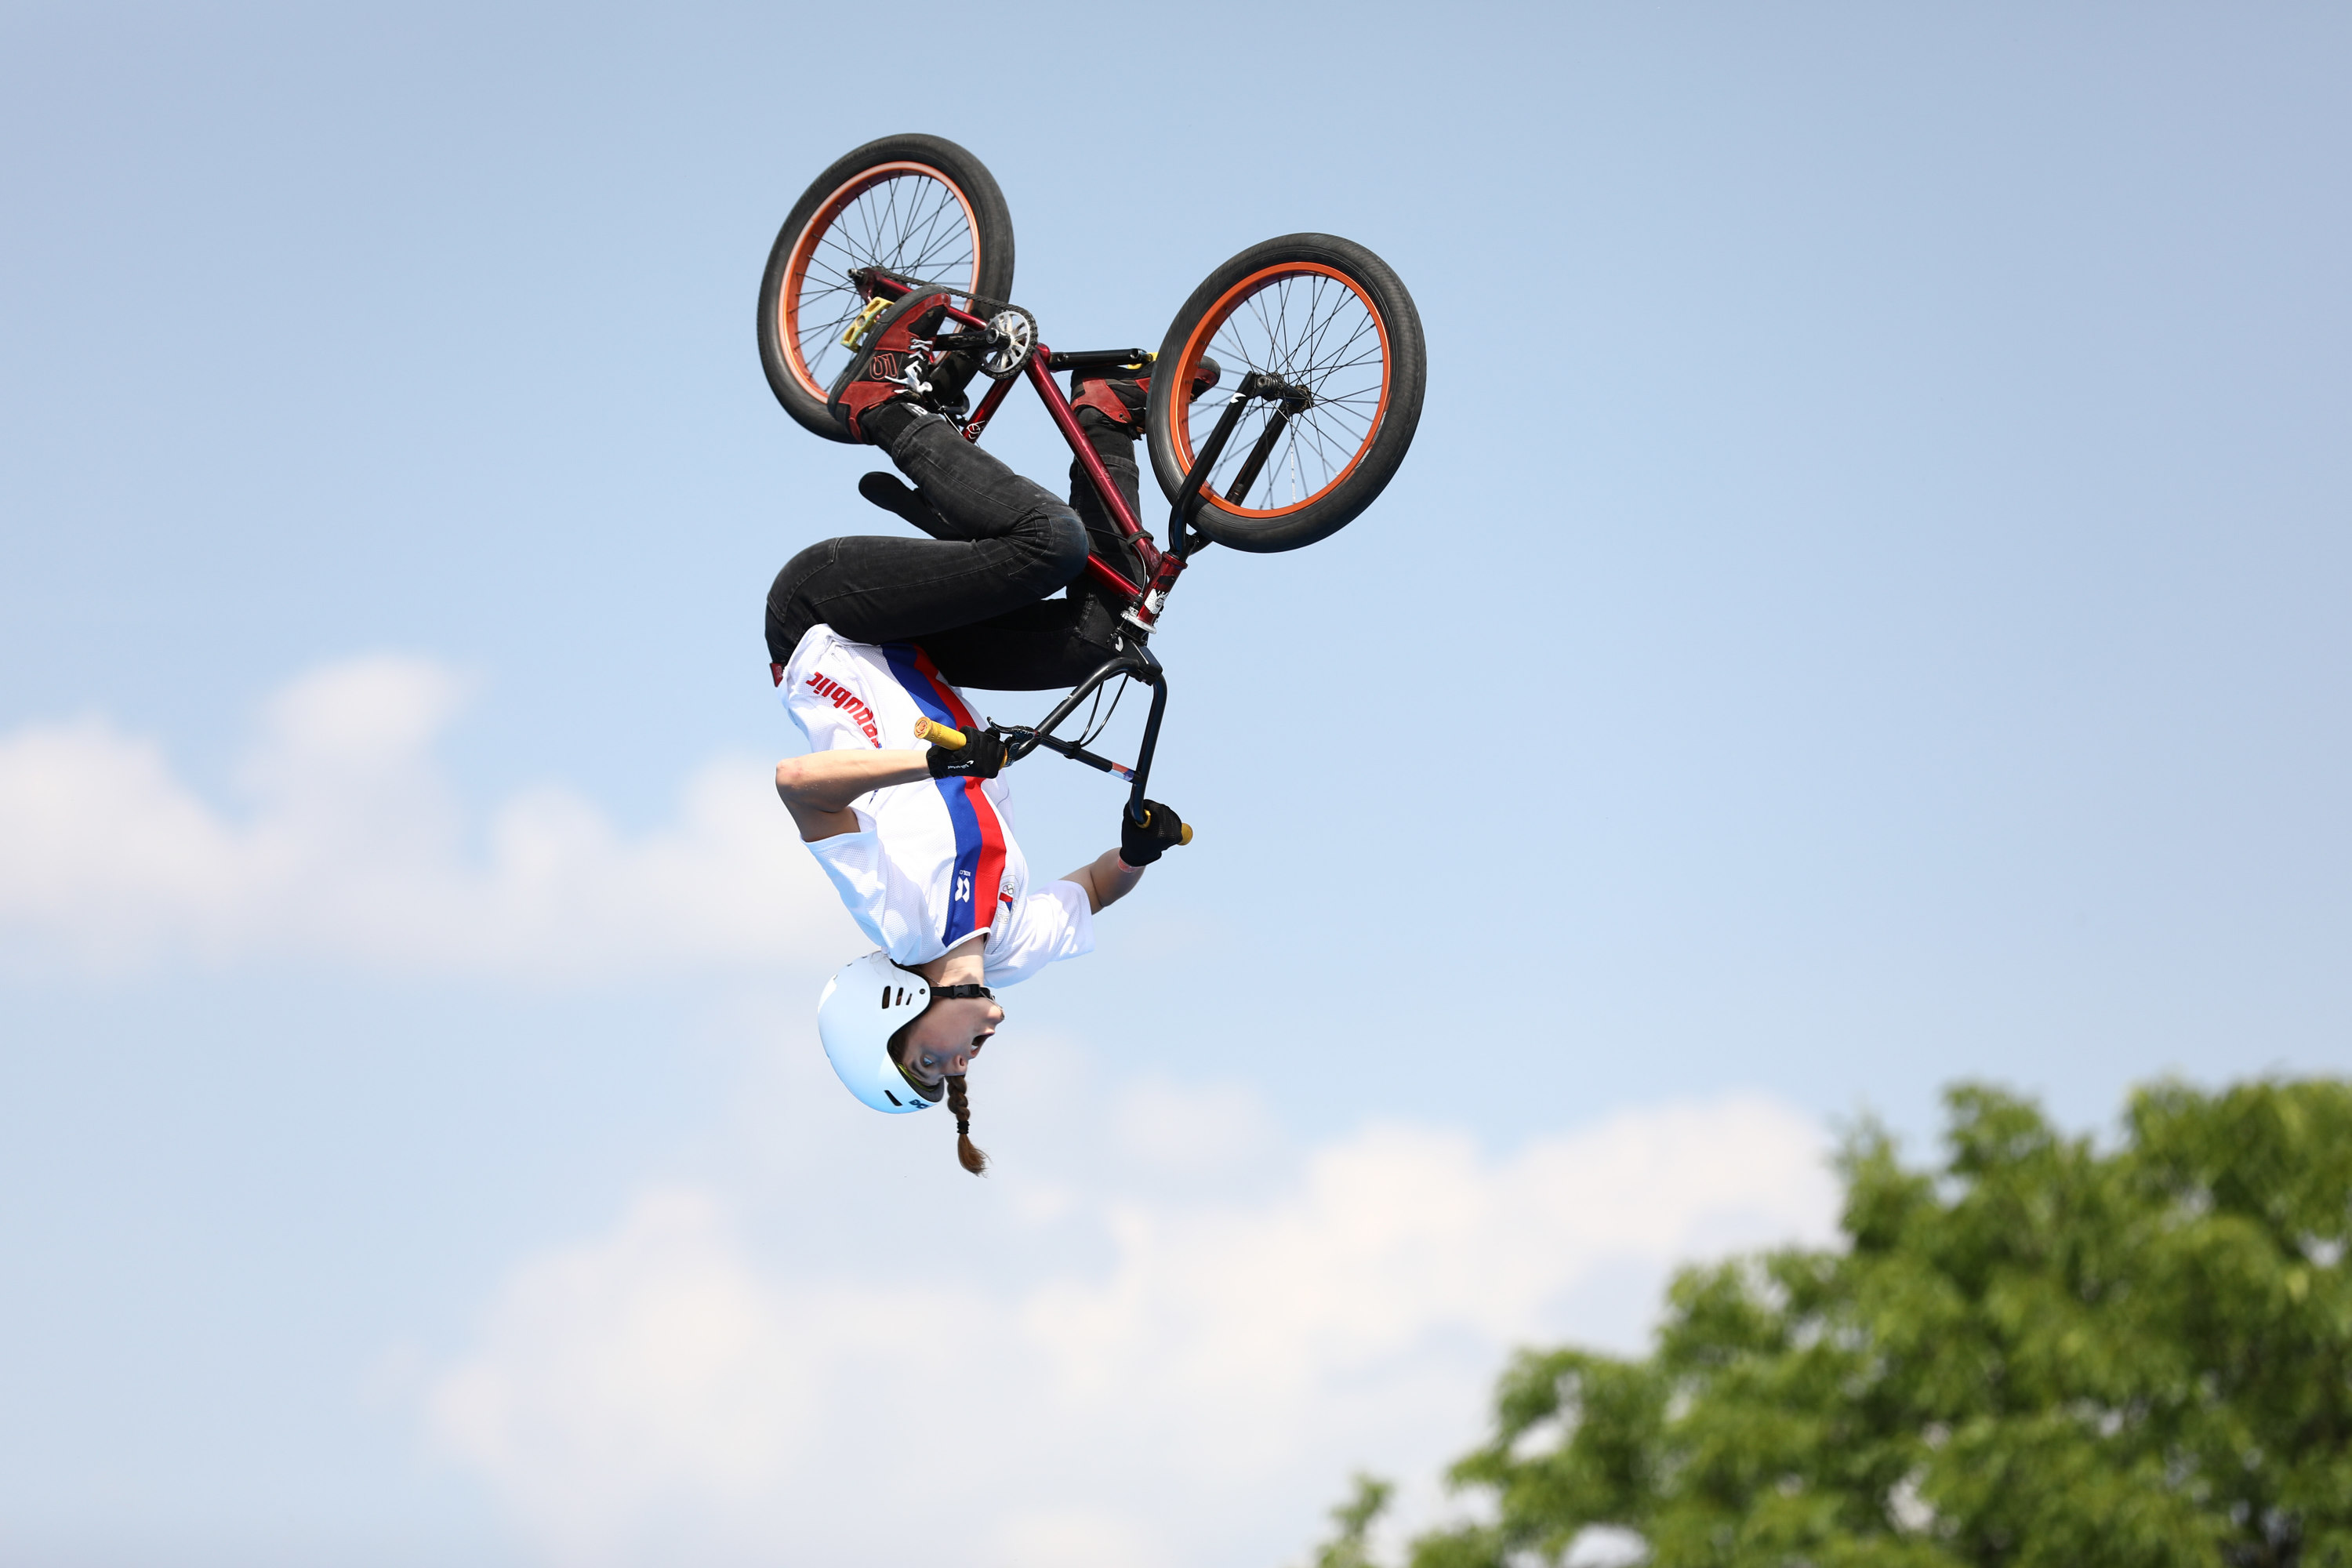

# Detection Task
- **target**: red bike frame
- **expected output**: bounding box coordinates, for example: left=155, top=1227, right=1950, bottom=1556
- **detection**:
left=857, top=273, right=1299, bottom=820
left=866, top=273, right=1190, bottom=633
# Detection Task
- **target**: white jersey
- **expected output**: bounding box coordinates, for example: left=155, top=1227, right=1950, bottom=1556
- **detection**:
left=779, top=625, right=1094, bottom=986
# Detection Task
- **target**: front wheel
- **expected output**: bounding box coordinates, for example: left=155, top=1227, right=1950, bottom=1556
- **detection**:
left=757, top=133, right=1017, bottom=444
left=1143, top=234, right=1425, bottom=553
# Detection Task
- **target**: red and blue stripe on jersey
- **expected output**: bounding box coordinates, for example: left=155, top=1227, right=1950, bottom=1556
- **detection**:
left=882, top=644, right=1007, bottom=951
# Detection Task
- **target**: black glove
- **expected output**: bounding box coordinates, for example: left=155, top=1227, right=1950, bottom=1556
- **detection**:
left=926, top=724, right=1010, bottom=779
left=1119, top=800, right=1188, bottom=867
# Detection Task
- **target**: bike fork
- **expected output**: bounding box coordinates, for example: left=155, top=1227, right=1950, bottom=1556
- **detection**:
left=1123, top=669, right=1171, bottom=825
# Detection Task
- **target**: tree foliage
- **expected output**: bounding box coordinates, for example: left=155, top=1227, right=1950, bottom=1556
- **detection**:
left=1373, top=1080, right=2352, bottom=1568
left=1315, top=1475, right=1399, bottom=1568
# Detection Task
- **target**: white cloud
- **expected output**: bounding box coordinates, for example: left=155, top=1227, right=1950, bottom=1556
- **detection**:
left=425, top=1070, right=1839, bottom=1568
left=0, top=656, right=845, bottom=979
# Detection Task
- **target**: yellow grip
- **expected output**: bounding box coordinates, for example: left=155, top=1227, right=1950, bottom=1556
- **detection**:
left=913, top=716, right=967, bottom=750
left=1136, top=805, right=1196, bottom=845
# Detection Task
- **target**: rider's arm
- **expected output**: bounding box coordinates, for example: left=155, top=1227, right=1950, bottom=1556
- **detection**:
left=774, top=750, right=932, bottom=841
left=1062, top=848, right=1146, bottom=914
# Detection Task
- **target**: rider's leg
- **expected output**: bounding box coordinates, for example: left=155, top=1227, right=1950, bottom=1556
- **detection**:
left=863, top=401, right=1073, bottom=545
left=764, top=523, right=1086, bottom=666
left=856, top=471, right=953, bottom=539
left=1065, top=376, right=1148, bottom=581
left=764, top=408, right=1087, bottom=663
left=1064, top=358, right=1221, bottom=579
left=827, top=286, right=956, bottom=442
left=1069, top=405, right=1147, bottom=581
left=913, top=597, right=1124, bottom=691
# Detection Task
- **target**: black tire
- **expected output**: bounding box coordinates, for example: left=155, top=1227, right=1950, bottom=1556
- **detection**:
left=757, top=135, right=1016, bottom=444
left=1143, top=234, right=1424, bottom=552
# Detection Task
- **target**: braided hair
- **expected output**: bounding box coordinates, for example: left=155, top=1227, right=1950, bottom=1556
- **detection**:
left=946, top=1075, right=988, bottom=1175
left=887, top=1019, right=988, bottom=1176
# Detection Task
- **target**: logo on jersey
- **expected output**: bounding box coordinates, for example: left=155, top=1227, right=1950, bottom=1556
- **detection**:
left=804, top=673, right=881, bottom=746
left=953, top=871, right=973, bottom=905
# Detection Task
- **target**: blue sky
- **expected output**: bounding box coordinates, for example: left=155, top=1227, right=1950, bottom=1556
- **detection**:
left=2, top=4, right=2347, bottom=1566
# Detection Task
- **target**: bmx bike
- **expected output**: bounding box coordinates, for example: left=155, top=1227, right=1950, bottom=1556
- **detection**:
left=757, top=132, right=1425, bottom=824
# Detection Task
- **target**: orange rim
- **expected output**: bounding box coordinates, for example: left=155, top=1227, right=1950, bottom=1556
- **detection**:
left=778, top=162, right=983, bottom=401
left=1171, top=262, right=1391, bottom=519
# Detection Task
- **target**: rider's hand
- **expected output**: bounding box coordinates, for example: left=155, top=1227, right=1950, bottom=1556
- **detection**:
left=926, top=725, right=1010, bottom=780
left=1118, top=800, right=1188, bottom=867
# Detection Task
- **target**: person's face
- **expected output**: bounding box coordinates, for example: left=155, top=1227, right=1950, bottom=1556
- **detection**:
left=898, top=994, right=1003, bottom=1084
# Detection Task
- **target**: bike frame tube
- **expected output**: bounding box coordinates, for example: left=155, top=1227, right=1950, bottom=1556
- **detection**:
left=960, top=374, right=1017, bottom=442
left=1022, top=352, right=1152, bottom=551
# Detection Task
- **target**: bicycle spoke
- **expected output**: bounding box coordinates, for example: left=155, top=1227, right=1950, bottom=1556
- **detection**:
left=885, top=184, right=945, bottom=274
left=811, top=188, right=974, bottom=297
left=783, top=172, right=982, bottom=392
left=1295, top=303, right=1370, bottom=383
left=1179, top=265, right=1389, bottom=512
left=869, top=180, right=905, bottom=266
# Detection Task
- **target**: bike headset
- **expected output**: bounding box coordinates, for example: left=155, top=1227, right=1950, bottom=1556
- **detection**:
left=816, top=949, right=995, bottom=1114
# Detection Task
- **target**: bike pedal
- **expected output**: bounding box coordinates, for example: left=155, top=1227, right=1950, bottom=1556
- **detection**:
left=840, top=296, right=892, bottom=350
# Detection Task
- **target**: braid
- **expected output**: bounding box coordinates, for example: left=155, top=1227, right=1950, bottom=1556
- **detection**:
left=945, top=1075, right=987, bottom=1175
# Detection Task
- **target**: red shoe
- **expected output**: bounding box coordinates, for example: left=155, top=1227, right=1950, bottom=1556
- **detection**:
left=1067, top=355, right=1222, bottom=430
left=826, top=284, right=957, bottom=442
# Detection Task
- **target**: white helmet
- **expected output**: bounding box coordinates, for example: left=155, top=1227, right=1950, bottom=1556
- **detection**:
left=817, top=951, right=941, bottom=1114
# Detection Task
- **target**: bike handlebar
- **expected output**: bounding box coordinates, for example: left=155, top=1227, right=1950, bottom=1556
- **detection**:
left=919, top=717, right=1193, bottom=844
left=913, top=717, right=967, bottom=750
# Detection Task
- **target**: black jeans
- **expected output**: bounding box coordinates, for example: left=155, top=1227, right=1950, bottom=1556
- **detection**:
left=764, top=405, right=1124, bottom=691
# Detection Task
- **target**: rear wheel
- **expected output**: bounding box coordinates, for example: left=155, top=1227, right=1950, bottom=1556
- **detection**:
left=757, top=134, right=1016, bottom=444
left=1144, top=234, right=1424, bottom=552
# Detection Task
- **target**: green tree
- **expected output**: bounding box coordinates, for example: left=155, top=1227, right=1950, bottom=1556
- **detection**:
left=1379, top=1079, right=2352, bottom=1568
left=1315, top=1475, right=1398, bottom=1568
